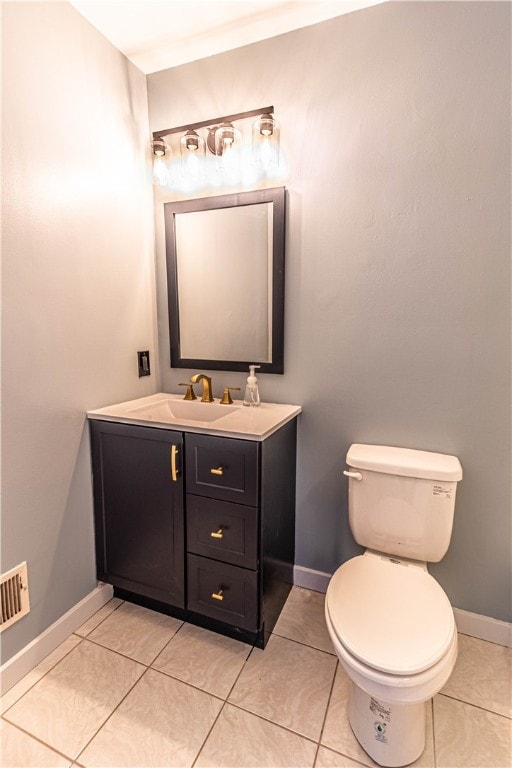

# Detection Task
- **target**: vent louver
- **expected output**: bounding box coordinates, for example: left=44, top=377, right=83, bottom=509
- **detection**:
left=1, top=562, right=30, bottom=631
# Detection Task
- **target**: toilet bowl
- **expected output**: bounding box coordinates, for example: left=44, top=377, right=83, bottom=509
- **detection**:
left=325, top=551, right=458, bottom=766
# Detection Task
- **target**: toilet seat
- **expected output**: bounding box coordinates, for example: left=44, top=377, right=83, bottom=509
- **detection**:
left=326, top=604, right=458, bottom=703
left=325, top=553, right=455, bottom=675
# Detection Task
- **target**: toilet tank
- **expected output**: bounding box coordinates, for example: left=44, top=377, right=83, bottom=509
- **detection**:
left=346, top=444, right=463, bottom=562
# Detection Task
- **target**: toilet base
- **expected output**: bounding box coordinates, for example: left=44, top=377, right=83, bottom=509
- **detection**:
left=347, top=681, right=426, bottom=767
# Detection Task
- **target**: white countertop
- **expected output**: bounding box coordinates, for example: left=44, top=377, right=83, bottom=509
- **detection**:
left=87, top=393, right=302, bottom=441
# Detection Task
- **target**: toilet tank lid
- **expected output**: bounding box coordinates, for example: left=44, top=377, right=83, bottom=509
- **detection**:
left=346, top=444, right=463, bottom=481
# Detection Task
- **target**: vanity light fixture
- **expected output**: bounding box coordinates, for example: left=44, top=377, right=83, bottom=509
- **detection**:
left=151, top=105, right=278, bottom=188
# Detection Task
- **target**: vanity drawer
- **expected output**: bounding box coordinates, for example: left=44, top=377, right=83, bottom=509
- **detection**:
left=185, top=434, right=259, bottom=506
left=187, top=554, right=258, bottom=631
left=187, top=495, right=258, bottom=569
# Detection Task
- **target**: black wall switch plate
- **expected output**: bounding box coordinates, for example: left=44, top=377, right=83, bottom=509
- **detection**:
left=137, top=350, right=150, bottom=377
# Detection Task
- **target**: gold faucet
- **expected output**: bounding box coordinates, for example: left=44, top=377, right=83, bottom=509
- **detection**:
left=190, top=373, right=214, bottom=402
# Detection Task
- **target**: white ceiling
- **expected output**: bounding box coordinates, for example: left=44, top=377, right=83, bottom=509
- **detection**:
left=70, top=0, right=384, bottom=74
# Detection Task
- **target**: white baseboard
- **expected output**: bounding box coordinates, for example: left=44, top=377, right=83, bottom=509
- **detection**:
left=453, top=607, right=511, bottom=648
left=293, top=565, right=512, bottom=648
left=0, top=583, right=113, bottom=695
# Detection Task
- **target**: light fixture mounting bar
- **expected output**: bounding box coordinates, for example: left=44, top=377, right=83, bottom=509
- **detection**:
left=152, top=106, right=274, bottom=141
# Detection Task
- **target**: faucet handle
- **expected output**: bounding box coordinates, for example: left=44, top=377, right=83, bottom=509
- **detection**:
left=179, top=382, right=197, bottom=401
left=220, top=386, right=241, bottom=405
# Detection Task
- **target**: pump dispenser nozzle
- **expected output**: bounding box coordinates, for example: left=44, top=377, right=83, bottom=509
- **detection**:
left=243, top=364, right=261, bottom=407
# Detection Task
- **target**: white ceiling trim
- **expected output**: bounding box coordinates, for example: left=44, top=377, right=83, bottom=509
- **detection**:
left=69, top=0, right=385, bottom=73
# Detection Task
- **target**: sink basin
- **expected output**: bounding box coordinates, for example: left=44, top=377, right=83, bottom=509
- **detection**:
left=88, top=392, right=302, bottom=440
left=128, top=398, right=237, bottom=423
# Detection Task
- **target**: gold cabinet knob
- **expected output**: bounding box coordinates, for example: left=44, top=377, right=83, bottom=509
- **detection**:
left=211, top=589, right=224, bottom=601
left=210, top=466, right=223, bottom=476
left=210, top=528, right=224, bottom=539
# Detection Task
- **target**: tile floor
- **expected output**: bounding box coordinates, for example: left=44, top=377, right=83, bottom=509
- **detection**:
left=1, top=587, right=511, bottom=768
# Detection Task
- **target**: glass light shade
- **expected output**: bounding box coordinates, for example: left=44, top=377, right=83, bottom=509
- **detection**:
left=180, top=130, right=206, bottom=180
left=213, top=123, right=242, bottom=178
left=252, top=114, right=280, bottom=171
left=152, top=139, right=172, bottom=187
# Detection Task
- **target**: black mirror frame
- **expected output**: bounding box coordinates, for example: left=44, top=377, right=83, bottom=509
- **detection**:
left=164, top=187, right=285, bottom=374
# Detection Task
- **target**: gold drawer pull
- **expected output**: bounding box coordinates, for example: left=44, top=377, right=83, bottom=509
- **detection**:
left=210, top=528, right=224, bottom=539
left=211, top=589, right=224, bottom=601
left=210, top=466, right=223, bottom=476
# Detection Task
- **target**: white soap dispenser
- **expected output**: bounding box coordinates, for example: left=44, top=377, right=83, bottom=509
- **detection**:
left=243, top=365, right=261, bottom=407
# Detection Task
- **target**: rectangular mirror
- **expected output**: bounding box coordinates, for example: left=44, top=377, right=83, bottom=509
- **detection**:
left=164, top=187, right=285, bottom=373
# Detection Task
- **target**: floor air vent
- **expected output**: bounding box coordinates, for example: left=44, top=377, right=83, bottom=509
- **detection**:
left=1, top=562, right=30, bottom=631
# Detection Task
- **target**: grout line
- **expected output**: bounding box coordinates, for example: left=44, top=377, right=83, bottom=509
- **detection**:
left=436, top=691, right=512, bottom=720
left=269, top=630, right=337, bottom=658
left=432, top=695, right=438, bottom=768
left=80, top=630, right=181, bottom=669
left=3, top=636, right=149, bottom=765
left=225, top=643, right=255, bottom=701
left=191, top=698, right=228, bottom=768
left=312, top=660, right=339, bottom=767
left=0, top=715, right=76, bottom=764
left=314, top=741, right=372, bottom=768
left=271, top=628, right=336, bottom=656
left=1, top=636, right=85, bottom=717
left=73, top=598, right=125, bottom=639
left=0, top=596, right=122, bottom=715
left=191, top=643, right=256, bottom=767
left=148, top=664, right=227, bottom=703
left=149, top=618, right=188, bottom=669
left=226, top=700, right=320, bottom=746
left=73, top=665, right=152, bottom=764
left=79, top=634, right=155, bottom=666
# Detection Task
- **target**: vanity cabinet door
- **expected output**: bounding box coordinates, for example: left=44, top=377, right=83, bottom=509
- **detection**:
left=90, top=421, right=184, bottom=608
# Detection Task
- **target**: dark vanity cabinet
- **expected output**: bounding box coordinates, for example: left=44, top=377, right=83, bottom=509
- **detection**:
left=89, top=417, right=297, bottom=647
left=90, top=422, right=185, bottom=607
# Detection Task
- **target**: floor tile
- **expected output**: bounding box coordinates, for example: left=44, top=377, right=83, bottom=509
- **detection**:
left=0, top=719, right=72, bottom=767
left=1, top=635, right=81, bottom=715
left=441, top=634, right=512, bottom=717
left=87, top=601, right=182, bottom=665
left=196, top=703, right=317, bottom=767
left=3, top=640, right=144, bottom=760
left=74, top=597, right=123, bottom=637
left=315, top=746, right=365, bottom=767
left=434, top=693, right=512, bottom=768
left=273, top=586, right=335, bottom=654
left=321, top=665, right=435, bottom=768
left=228, top=634, right=336, bottom=741
left=79, top=668, right=222, bottom=767
left=152, top=622, right=251, bottom=698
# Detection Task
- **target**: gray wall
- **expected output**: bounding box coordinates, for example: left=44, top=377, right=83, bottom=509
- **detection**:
left=1, top=2, right=157, bottom=662
left=149, top=1, right=511, bottom=622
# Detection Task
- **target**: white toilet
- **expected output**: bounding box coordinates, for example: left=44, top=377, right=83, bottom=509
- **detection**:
left=325, top=443, right=463, bottom=767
